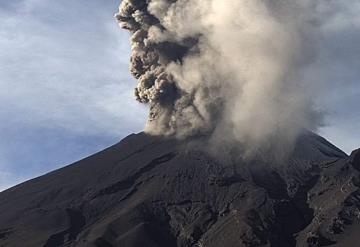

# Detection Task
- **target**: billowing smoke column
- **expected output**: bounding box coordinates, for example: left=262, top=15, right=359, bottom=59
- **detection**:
left=116, top=0, right=323, bottom=151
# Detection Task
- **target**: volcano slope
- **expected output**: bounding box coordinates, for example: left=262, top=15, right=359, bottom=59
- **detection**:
left=0, top=131, right=359, bottom=247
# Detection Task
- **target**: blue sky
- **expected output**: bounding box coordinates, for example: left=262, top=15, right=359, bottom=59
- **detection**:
left=0, top=0, right=147, bottom=191
left=0, top=0, right=359, bottom=191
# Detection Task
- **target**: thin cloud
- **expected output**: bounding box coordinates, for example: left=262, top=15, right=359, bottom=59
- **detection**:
left=0, top=0, right=147, bottom=191
left=0, top=0, right=147, bottom=136
left=0, top=0, right=359, bottom=192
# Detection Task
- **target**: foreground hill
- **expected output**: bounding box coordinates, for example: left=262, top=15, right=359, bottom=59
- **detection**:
left=0, top=132, right=359, bottom=247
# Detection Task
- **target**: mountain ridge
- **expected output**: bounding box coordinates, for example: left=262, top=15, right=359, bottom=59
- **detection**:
left=0, top=131, right=359, bottom=247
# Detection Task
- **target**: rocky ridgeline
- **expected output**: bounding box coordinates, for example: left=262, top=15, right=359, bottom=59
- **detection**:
left=0, top=132, right=359, bottom=247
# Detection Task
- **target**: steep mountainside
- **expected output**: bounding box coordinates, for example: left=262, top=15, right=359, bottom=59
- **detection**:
left=0, top=132, right=359, bottom=247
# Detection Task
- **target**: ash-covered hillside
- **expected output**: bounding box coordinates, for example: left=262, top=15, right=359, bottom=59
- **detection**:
left=1, top=0, right=358, bottom=246
left=0, top=131, right=359, bottom=247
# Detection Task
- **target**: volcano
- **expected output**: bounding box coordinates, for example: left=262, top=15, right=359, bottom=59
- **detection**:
left=0, top=131, right=359, bottom=247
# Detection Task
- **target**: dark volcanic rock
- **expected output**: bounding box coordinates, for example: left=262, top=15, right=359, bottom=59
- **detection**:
left=350, top=149, right=360, bottom=170
left=0, top=131, right=358, bottom=247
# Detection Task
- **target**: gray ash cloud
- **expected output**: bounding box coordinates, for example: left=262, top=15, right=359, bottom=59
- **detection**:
left=116, top=0, right=325, bottom=152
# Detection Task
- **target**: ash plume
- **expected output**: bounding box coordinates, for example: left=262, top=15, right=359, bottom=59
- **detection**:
left=116, top=0, right=324, bottom=151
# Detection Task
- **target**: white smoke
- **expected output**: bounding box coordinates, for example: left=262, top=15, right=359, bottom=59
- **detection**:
left=116, top=0, right=325, bottom=151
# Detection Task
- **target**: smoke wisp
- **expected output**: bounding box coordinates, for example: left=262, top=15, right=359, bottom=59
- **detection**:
left=116, top=0, right=324, bottom=151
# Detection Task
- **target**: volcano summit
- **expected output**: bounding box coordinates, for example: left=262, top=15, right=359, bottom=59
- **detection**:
left=0, top=0, right=359, bottom=246
left=0, top=131, right=360, bottom=246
